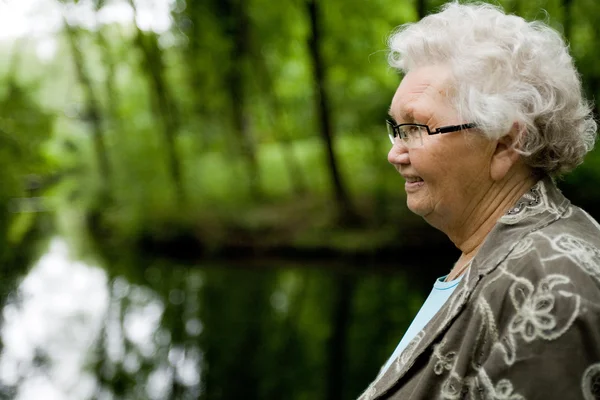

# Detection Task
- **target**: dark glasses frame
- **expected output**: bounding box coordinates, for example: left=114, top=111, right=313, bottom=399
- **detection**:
left=386, top=119, right=477, bottom=143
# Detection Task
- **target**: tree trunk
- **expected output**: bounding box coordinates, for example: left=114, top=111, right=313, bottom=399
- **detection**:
left=127, top=0, right=186, bottom=205
left=306, top=0, right=357, bottom=224
left=277, top=114, right=309, bottom=196
left=507, top=0, right=521, bottom=15
left=92, top=0, right=120, bottom=128
left=63, top=20, right=111, bottom=190
left=6, top=37, right=28, bottom=82
left=226, top=0, right=263, bottom=199
left=325, top=273, right=356, bottom=400
left=416, top=0, right=427, bottom=20
left=562, top=0, right=573, bottom=43
left=252, top=46, right=307, bottom=196
left=95, top=28, right=120, bottom=128
left=177, top=0, right=210, bottom=160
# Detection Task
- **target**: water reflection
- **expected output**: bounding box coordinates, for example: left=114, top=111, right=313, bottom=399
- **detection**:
left=0, top=236, right=424, bottom=399
left=0, top=238, right=201, bottom=399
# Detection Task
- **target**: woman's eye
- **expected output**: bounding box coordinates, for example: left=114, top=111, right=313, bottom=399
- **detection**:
left=407, top=126, right=421, bottom=135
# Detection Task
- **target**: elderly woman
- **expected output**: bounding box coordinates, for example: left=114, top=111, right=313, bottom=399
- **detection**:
left=360, top=3, right=600, bottom=400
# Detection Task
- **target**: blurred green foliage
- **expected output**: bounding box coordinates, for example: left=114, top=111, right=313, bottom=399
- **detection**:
left=2, top=0, right=600, bottom=398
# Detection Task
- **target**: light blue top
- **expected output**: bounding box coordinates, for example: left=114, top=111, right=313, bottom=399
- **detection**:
left=379, top=274, right=463, bottom=375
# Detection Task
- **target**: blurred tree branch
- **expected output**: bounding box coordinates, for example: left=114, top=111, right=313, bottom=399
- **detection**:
left=306, top=0, right=358, bottom=225
left=127, top=0, right=186, bottom=205
left=62, top=13, right=112, bottom=192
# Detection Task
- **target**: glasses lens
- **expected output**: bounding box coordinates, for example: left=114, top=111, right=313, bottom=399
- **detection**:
left=400, top=125, right=424, bottom=147
left=386, top=123, right=396, bottom=144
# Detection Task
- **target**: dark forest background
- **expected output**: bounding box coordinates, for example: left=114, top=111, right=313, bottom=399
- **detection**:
left=1, top=0, right=600, bottom=398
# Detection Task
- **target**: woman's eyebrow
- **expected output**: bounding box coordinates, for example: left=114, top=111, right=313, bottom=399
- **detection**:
left=387, top=111, right=398, bottom=123
left=388, top=108, right=414, bottom=123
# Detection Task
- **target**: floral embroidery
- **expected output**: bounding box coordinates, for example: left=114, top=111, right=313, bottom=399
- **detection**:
left=508, top=274, right=577, bottom=342
left=494, top=334, right=517, bottom=366
left=396, top=331, right=424, bottom=372
left=552, top=234, right=600, bottom=282
left=506, top=189, right=541, bottom=215
left=434, top=352, right=455, bottom=375
left=499, top=182, right=546, bottom=225
left=506, top=237, right=534, bottom=260
left=433, top=340, right=456, bottom=375
left=493, top=379, right=525, bottom=400
left=471, top=298, right=500, bottom=369
left=582, top=363, right=600, bottom=400
left=473, top=369, right=525, bottom=400
left=509, top=286, right=556, bottom=341
left=440, top=372, right=465, bottom=400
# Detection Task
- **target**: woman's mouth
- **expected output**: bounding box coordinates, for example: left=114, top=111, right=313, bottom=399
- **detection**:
left=404, top=176, right=424, bottom=191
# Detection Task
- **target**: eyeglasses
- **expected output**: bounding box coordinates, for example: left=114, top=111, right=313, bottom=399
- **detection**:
left=386, top=119, right=477, bottom=147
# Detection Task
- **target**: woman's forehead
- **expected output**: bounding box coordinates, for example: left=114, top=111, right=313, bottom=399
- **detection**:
left=390, top=67, right=454, bottom=121
left=399, top=67, right=452, bottom=100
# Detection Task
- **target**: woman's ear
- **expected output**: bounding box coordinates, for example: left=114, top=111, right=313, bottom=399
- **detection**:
left=490, top=122, right=523, bottom=181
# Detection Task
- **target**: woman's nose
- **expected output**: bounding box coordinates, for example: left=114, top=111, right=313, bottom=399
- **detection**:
left=388, top=141, right=410, bottom=165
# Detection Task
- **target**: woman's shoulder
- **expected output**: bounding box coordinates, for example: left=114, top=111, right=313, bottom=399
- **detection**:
left=497, top=204, right=600, bottom=295
left=528, top=203, right=600, bottom=268
left=555, top=203, right=600, bottom=239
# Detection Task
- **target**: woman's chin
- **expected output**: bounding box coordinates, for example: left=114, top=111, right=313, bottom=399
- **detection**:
left=406, top=198, right=432, bottom=217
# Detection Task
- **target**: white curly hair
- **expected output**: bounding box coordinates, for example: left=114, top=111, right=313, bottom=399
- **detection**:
left=388, top=1, right=597, bottom=176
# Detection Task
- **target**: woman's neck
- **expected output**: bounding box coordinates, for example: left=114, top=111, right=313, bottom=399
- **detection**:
left=445, top=172, right=537, bottom=280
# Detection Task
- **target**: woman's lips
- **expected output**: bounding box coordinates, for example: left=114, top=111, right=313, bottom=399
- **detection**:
left=405, top=180, right=425, bottom=192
